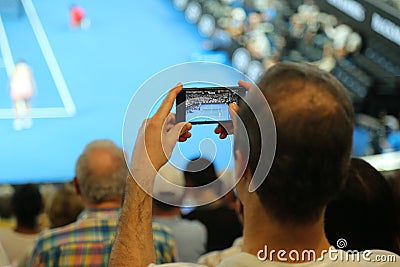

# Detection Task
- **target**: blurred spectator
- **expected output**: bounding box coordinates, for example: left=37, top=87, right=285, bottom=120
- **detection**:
left=385, top=115, right=400, bottom=151
left=262, top=1, right=277, bottom=22
left=202, top=28, right=233, bottom=52
left=0, top=184, right=44, bottom=267
left=314, top=42, right=336, bottom=72
left=29, top=140, right=177, bottom=266
left=226, top=7, right=246, bottom=38
left=183, top=158, right=242, bottom=252
left=325, top=158, right=400, bottom=254
left=47, top=183, right=84, bottom=229
left=153, top=164, right=207, bottom=263
left=0, top=185, right=14, bottom=228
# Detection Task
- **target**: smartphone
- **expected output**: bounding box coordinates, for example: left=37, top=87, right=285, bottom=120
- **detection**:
left=176, top=86, right=245, bottom=124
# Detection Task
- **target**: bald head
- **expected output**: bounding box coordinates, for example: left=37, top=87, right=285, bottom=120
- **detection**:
left=75, top=140, right=127, bottom=204
left=236, top=62, right=354, bottom=224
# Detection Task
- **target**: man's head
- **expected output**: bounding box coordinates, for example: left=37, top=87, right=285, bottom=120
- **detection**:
left=12, top=184, right=43, bottom=229
left=184, top=157, right=218, bottom=187
left=48, top=183, right=84, bottom=228
left=153, top=164, right=185, bottom=211
left=75, top=140, right=127, bottom=205
left=183, top=157, right=223, bottom=198
left=235, top=62, right=354, bottom=225
left=325, top=158, right=399, bottom=253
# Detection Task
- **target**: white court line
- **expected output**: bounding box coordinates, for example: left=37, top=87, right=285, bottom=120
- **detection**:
left=0, top=15, right=15, bottom=76
left=0, top=107, right=72, bottom=118
left=22, top=0, right=76, bottom=115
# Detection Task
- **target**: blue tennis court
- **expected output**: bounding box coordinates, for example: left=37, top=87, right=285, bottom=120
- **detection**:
left=0, top=0, right=236, bottom=184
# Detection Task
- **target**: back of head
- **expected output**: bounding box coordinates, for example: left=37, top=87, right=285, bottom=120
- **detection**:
left=325, top=158, right=399, bottom=253
left=12, top=184, right=43, bottom=228
left=48, top=183, right=84, bottom=228
left=75, top=140, right=127, bottom=204
left=184, top=158, right=222, bottom=198
left=184, top=158, right=218, bottom=188
left=153, top=164, right=185, bottom=208
left=236, top=62, right=354, bottom=224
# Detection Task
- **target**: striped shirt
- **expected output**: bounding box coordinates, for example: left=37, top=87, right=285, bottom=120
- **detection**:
left=29, top=207, right=176, bottom=266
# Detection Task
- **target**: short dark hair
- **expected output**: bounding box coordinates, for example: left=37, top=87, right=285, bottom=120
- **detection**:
left=236, top=62, right=354, bottom=224
left=184, top=157, right=218, bottom=187
left=12, top=184, right=43, bottom=228
left=48, top=183, right=84, bottom=229
left=325, top=158, right=399, bottom=254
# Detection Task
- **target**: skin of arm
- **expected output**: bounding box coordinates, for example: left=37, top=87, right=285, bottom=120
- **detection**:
left=109, top=84, right=191, bottom=267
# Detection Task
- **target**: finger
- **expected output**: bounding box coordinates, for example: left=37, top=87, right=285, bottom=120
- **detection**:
left=179, top=132, right=192, bottom=142
left=238, top=80, right=253, bottom=91
left=219, top=131, right=228, bottom=139
left=170, top=121, right=192, bottom=139
left=153, top=83, right=182, bottom=121
left=179, top=122, right=192, bottom=136
left=229, top=102, right=239, bottom=113
left=214, top=124, right=224, bottom=134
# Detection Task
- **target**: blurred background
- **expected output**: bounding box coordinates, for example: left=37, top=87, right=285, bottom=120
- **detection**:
left=0, top=0, right=399, bottom=185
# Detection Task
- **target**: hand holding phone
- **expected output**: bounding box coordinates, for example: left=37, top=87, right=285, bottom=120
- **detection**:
left=176, top=86, right=245, bottom=125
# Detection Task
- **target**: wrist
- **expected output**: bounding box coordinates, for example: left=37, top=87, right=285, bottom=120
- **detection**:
left=127, top=167, right=157, bottom=195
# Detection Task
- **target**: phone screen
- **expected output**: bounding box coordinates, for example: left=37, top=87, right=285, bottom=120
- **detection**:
left=176, top=86, right=245, bottom=124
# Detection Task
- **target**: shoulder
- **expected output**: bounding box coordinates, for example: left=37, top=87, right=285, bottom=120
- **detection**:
left=34, top=223, right=77, bottom=251
left=180, top=219, right=207, bottom=232
left=364, top=250, right=400, bottom=266
left=152, top=222, right=175, bottom=245
left=198, top=243, right=242, bottom=267
left=217, top=252, right=263, bottom=266
left=152, top=222, right=172, bottom=235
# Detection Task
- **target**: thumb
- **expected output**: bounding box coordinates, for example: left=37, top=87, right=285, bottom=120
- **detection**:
left=228, top=103, right=239, bottom=124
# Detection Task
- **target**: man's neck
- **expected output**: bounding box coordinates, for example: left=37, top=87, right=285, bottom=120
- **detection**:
left=242, top=201, right=330, bottom=263
left=14, top=224, right=41, bottom=235
left=84, top=200, right=121, bottom=210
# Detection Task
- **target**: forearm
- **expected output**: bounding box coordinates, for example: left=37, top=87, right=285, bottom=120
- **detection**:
left=109, top=173, right=156, bottom=267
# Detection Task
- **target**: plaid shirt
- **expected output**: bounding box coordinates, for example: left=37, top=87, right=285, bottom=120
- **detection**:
left=29, top=207, right=176, bottom=266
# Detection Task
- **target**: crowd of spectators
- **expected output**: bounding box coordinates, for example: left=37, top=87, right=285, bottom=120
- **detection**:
left=186, top=90, right=238, bottom=113
left=0, top=63, right=399, bottom=267
left=178, top=0, right=400, bottom=156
